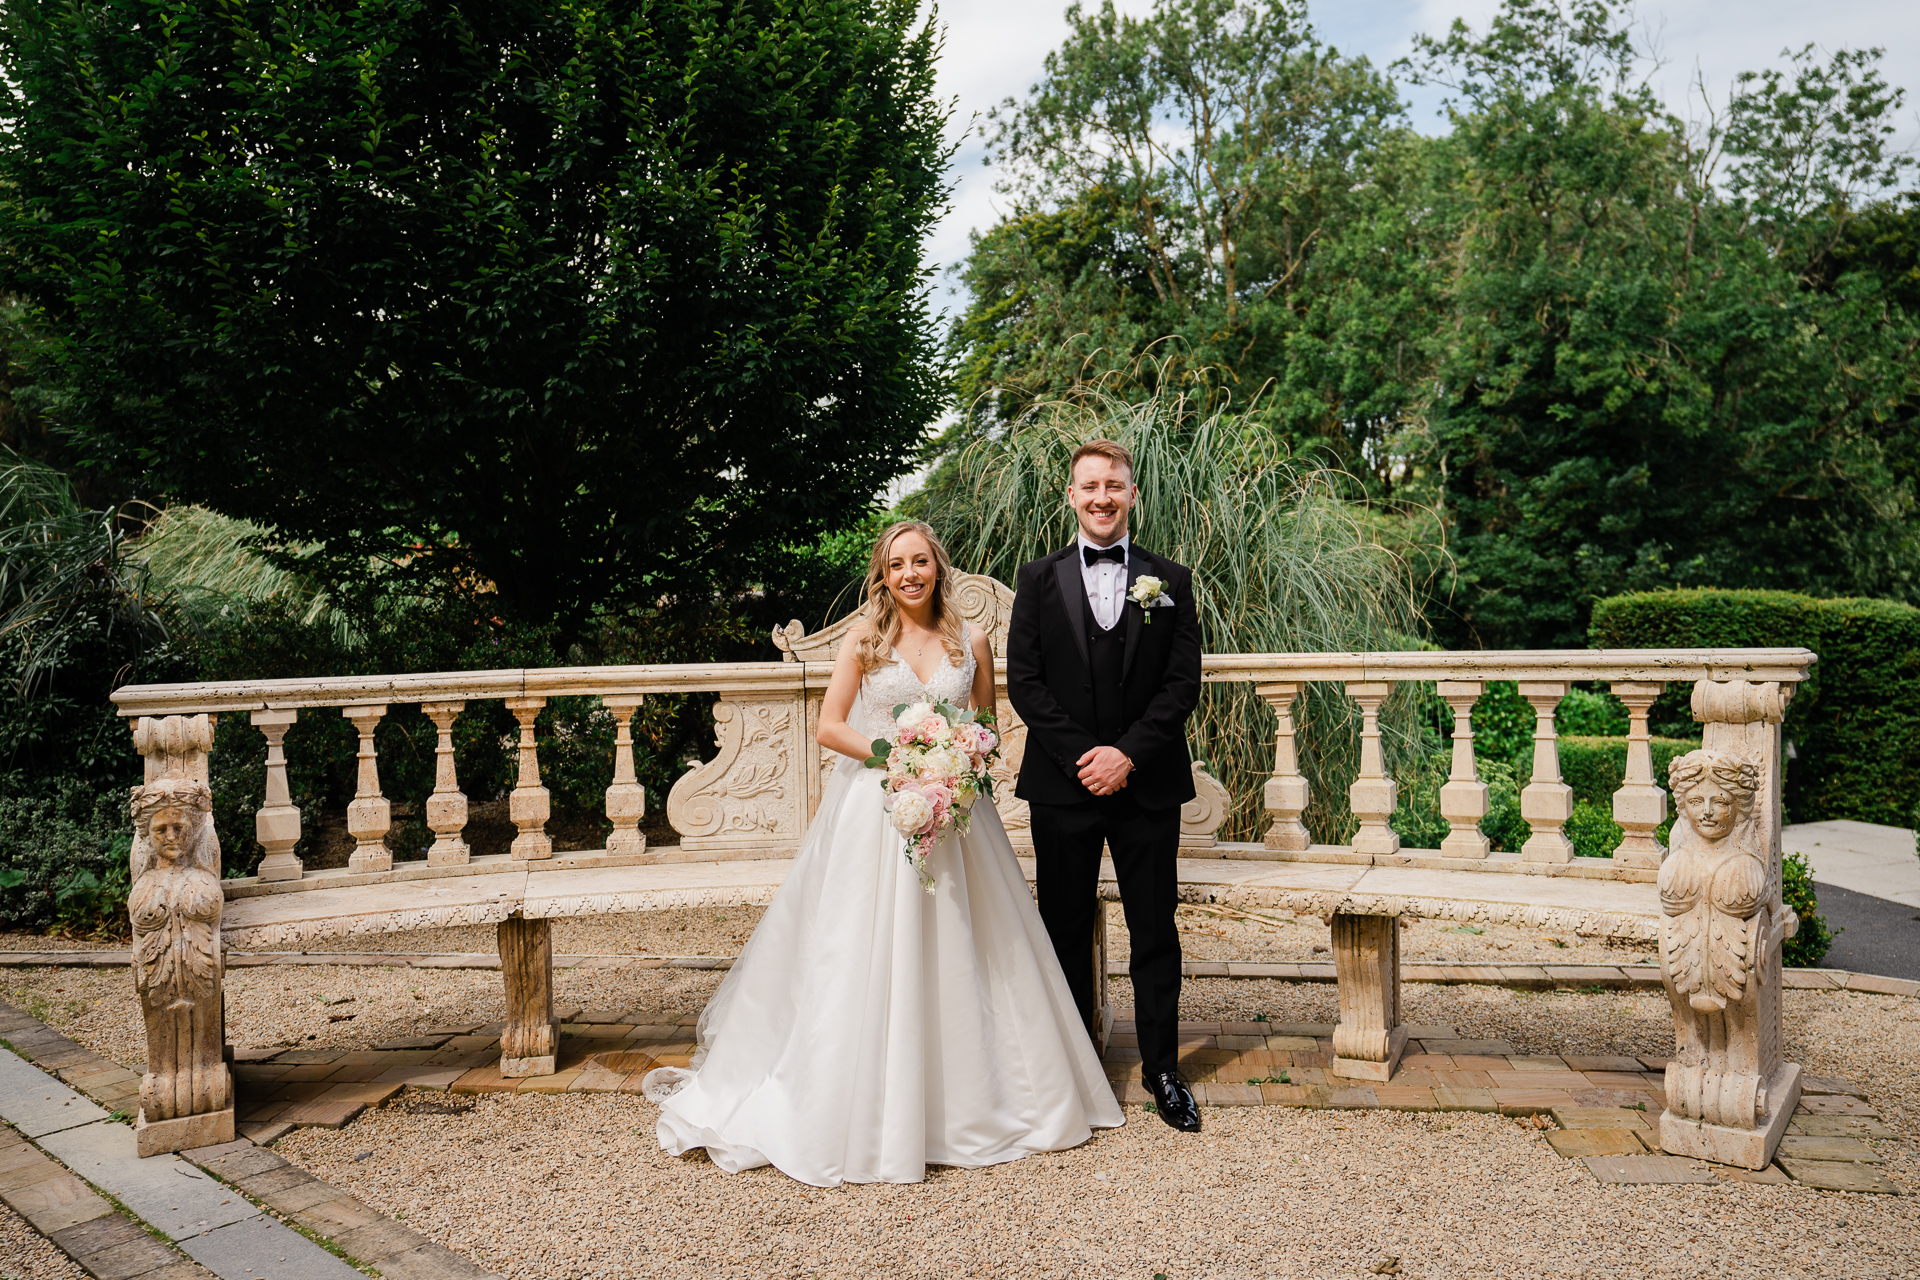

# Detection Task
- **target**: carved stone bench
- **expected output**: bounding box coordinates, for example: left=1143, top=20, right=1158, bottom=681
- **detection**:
left=110, top=587, right=1816, bottom=1173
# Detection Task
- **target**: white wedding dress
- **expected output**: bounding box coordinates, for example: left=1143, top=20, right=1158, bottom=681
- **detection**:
left=646, top=626, right=1124, bottom=1186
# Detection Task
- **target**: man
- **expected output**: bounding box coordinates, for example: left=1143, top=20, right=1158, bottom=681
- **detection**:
left=1005, top=438, right=1205, bottom=1132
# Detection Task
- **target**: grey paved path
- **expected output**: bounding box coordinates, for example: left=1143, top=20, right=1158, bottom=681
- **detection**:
left=1812, top=882, right=1920, bottom=982
left=1784, top=820, right=1920, bottom=909
left=0, top=999, right=498, bottom=1280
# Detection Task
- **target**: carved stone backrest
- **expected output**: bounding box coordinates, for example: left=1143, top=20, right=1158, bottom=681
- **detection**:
left=771, top=572, right=1018, bottom=662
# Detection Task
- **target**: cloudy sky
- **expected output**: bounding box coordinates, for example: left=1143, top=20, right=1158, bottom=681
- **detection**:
left=922, top=0, right=1920, bottom=312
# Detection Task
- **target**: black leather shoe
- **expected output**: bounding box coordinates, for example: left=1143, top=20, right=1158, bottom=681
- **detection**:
left=1143, top=1070, right=1201, bottom=1132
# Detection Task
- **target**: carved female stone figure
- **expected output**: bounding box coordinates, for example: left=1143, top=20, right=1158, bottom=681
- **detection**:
left=128, top=778, right=230, bottom=1127
left=1659, top=748, right=1793, bottom=1134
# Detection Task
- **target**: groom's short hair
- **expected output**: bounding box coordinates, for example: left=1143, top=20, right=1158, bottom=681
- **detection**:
left=1069, top=438, right=1134, bottom=480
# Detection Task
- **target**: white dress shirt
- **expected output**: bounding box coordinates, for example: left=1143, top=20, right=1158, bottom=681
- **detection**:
left=1077, top=533, right=1130, bottom=632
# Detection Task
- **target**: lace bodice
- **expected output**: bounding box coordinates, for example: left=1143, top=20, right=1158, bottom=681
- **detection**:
left=851, top=625, right=977, bottom=740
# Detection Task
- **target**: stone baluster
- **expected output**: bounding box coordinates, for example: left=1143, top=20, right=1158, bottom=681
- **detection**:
left=1330, top=914, right=1406, bottom=1082
left=1436, top=681, right=1490, bottom=858
left=602, top=696, right=648, bottom=856
left=1611, top=681, right=1669, bottom=868
left=1257, top=682, right=1310, bottom=851
left=342, top=705, right=392, bottom=873
left=1658, top=678, right=1801, bottom=1170
left=421, top=701, right=469, bottom=865
left=505, top=697, right=553, bottom=860
left=499, top=916, right=558, bottom=1077
left=1345, top=682, right=1399, bottom=856
left=250, top=709, right=302, bottom=882
left=1517, top=682, right=1574, bottom=863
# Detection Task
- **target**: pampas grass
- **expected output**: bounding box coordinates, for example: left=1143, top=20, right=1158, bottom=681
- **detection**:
left=918, top=386, right=1428, bottom=842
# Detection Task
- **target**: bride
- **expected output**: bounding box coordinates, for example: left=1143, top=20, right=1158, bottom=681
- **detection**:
left=645, top=520, right=1124, bottom=1185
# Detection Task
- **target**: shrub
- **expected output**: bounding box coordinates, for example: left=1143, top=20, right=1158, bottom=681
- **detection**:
left=1781, top=851, right=1833, bottom=967
left=1590, top=588, right=1920, bottom=825
left=0, top=775, right=129, bottom=933
left=1564, top=801, right=1624, bottom=859
left=1558, top=735, right=1701, bottom=810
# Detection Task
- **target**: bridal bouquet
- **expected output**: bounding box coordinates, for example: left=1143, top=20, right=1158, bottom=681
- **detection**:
left=863, top=700, right=1002, bottom=892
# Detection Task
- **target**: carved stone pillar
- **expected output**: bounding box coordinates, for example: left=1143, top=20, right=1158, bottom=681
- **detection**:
left=1436, top=681, right=1490, bottom=858
left=131, top=714, right=214, bottom=785
left=421, top=701, right=469, bottom=865
left=342, top=705, right=392, bottom=873
left=1257, top=682, right=1310, bottom=851
left=250, top=709, right=302, bottom=882
left=602, top=696, right=647, bottom=856
left=1330, top=914, right=1406, bottom=1082
left=499, top=916, right=558, bottom=1077
left=505, top=697, right=552, bottom=861
left=1611, top=681, right=1669, bottom=868
left=1345, top=682, right=1399, bottom=856
left=1657, top=679, right=1801, bottom=1170
left=126, top=768, right=234, bottom=1156
left=1517, top=682, right=1573, bottom=863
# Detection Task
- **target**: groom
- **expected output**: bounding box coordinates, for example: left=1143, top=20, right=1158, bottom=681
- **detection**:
left=1006, top=438, right=1204, bottom=1133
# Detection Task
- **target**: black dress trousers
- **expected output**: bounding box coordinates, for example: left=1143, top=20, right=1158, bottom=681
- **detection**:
left=1029, top=791, right=1183, bottom=1077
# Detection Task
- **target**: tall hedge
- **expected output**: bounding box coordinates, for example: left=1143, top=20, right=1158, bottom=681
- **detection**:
left=1589, top=589, right=1920, bottom=825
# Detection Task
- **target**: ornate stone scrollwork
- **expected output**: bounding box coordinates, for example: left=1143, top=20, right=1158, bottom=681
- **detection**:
left=1657, top=679, right=1802, bottom=1170
left=666, top=697, right=806, bottom=852
left=1179, top=760, right=1231, bottom=847
left=128, top=777, right=234, bottom=1155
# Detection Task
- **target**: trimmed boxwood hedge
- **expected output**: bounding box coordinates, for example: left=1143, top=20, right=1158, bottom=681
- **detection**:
left=1589, top=589, right=1920, bottom=826
left=1559, top=735, right=1701, bottom=810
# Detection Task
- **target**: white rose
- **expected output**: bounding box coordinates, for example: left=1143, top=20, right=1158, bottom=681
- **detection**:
left=890, top=790, right=933, bottom=835
left=896, top=701, right=934, bottom=731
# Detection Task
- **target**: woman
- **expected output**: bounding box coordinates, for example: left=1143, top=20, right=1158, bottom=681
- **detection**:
left=646, top=521, right=1123, bottom=1185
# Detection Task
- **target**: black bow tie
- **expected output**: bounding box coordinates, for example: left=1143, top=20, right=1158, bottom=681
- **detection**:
left=1082, top=544, right=1126, bottom=567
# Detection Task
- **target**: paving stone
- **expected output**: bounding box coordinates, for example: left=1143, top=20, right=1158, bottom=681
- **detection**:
left=271, top=1050, right=347, bottom=1066
left=1777, top=1158, right=1904, bottom=1194
left=336, top=1217, right=430, bottom=1262
left=1422, top=1039, right=1518, bottom=1056
left=1205, top=1083, right=1264, bottom=1106
left=239, top=1166, right=341, bottom=1214
left=48, top=1206, right=148, bottom=1257
left=287, top=1192, right=385, bottom=1240
left=1843, top=974, right=1920, bottom=997
left=1637, top=1056, right=1672, bottom=1071
left=186, top=1141, right=287, bottom=1182
left=1494, top=1090, right=1576, bottom=1115
left=0, top=1048, right=113, bottom=1137
left=1263, top=1036, right=1319, bottom=1052
left=78, top=1232, right=182, bottom=1280
left=0, top=1169, right=113, bottom=1234
left=450, top=1065, right=520, bottom=1094
left=238, top=1122, right=295, bottom=1146
left=1550, top=1106, right=1649, bottom=1130
left=1801, top=1074, right=1869, bottom=1098
left=366, top=1240, right=498, bottom=1279
left=1327, top=1087, right=1379, bottom=1109
left=1373, top=1088, right=1437, bottom=1111
left=1545, top=1128, right=1646, bottom=1159
left=1777, top=1135, right=1885, bottom=1163
left=1257, top=1083, right=1327, bottom=1107
left=1504, top=1055, right=1569, bottom=1071
left=1797, top=1096, right=1880, bottom=1117
left=1563, top=1055, right=1651, bottom=1073
left=1571, top=1088, right=1658, bottom=1109
left=231, top=1048, right=288, bottom=1064
left=1431, top=1087, right=1496, bottom=1113
left=1716, top=1163, right=1794, bottom=1186
left=1488, top=1071, right=1588, bottom=1090
left=516, top=1070, right=584, bottom=1094
left=1400, top=1024, right=1457, bottom=1040
left=1582, top=1155, right=1718, bottom=1185
left=425, top=1025, right=482, bottom=1036
left=1788, top=1115, right=1897, bottom=1139
left=1450, top=1055, right=1512, bottom=1072
left=39, top=1121, right=257, bottom=1241
left=178, top=1212, right=367, bottom=1279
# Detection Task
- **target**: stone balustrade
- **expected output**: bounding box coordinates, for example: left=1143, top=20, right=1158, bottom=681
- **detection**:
left=107, top=574, right=1818, bottom=1169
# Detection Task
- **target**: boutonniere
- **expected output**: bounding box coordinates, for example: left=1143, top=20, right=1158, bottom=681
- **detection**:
left=1127, top=575, right=1174, bottom=622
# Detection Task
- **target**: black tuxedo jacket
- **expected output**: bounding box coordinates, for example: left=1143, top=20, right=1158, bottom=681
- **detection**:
left=1006, top=542, right=1203, bottom=812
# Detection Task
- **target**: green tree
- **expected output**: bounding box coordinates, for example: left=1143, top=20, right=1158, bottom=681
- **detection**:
left=950, top=0, right=1421, bottom=478
left=1403, top=2, right=1920, bottom=646
left=0, top=0, right=951, bottom=629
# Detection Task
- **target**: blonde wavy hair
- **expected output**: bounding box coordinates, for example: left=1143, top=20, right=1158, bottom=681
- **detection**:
left=854, top=520, right=967, bottom=676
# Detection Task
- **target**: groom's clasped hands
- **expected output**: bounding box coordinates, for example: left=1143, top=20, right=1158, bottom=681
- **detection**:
left=1076, top=743, right=1133, bottom=797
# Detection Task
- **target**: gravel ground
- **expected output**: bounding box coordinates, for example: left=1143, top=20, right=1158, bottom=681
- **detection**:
left=0, top=1201, right=89, bottom=1280
left=4, top=960, right=1915, bottom=1280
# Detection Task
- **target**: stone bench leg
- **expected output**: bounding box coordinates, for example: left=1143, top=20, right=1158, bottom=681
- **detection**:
left=1088, top=897, right=1113, bottom=1057
left=1330, top=913, right=1407, bottom=1083
left=499, top=917, right=558, bottom=1077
